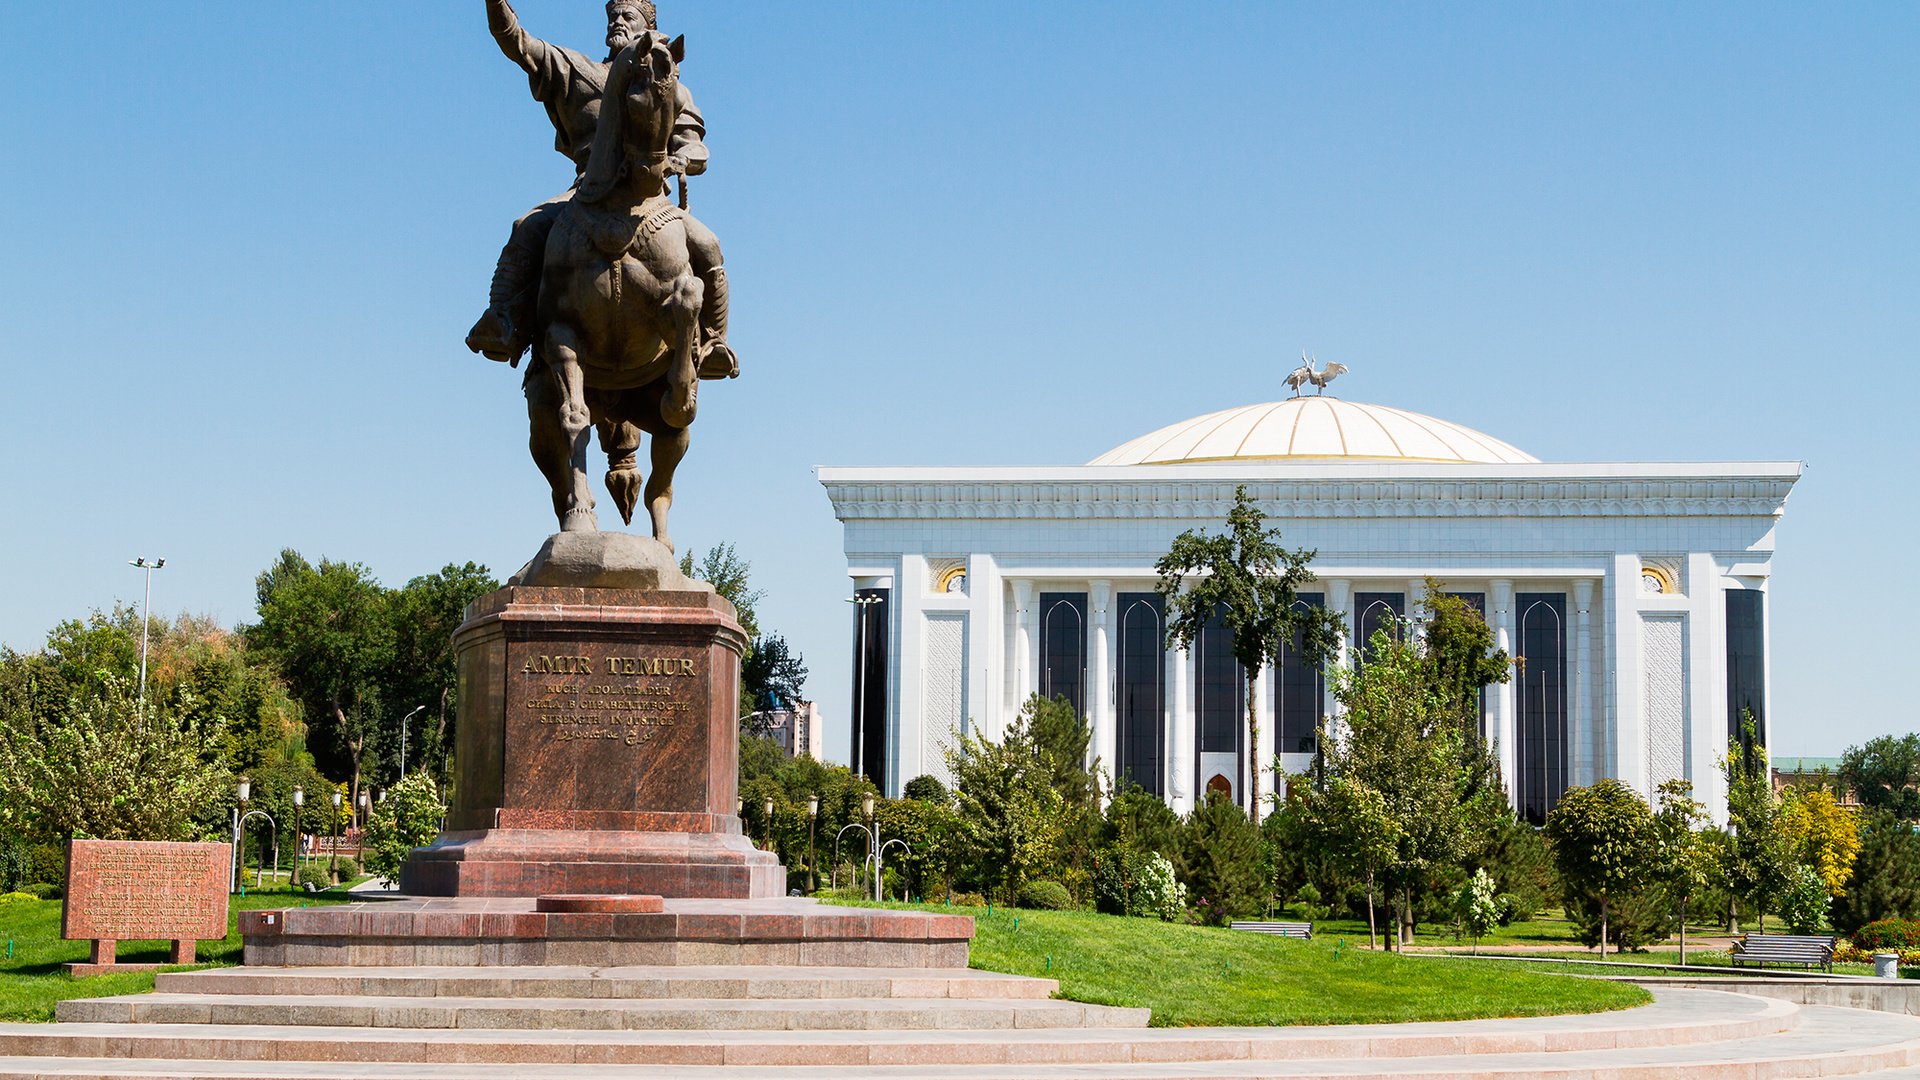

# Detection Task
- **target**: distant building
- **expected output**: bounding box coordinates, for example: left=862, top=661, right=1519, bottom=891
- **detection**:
left=1772, top=756, right=1854, bottom=804
left=759, top=702, right=824, bottom=761
left=821, top=394, right=1800, bottom=826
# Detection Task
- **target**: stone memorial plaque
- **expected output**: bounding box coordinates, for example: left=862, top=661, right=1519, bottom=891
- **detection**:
left=62, top=840, right=230, bottom=975
left=505, top=640, right=713, bottom=813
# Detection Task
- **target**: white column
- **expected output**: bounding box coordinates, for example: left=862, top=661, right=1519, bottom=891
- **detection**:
left=1686, top=552, right=1724, bottom=823
left=1324, top=579, right=1352, bottom=745
left=895, top=555, right=928, bottom=797
left=1170, top=641, right=1193, bottom=814
left=1407, top=578, right=1429, bottom=642
left=1611, top=554, right=1648, bottom=794
left=1252, top=662, right=1275, bottom=821
left=1572, top=578, right=1595, bottom=788
left=1089, top=579, right=1115, bottom=785
left=1010, top=579, right=1034, bottom=720
left=967, top=553, right=996, bottom=745
left=1490, top=579, right=1516, bottom=807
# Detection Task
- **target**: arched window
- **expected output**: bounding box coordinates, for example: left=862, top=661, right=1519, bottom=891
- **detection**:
left=1355, top=593, right=1405, bottom=668
left=1116, top=593, right=1165, bottom=797
left=1275, top=594, right=1326, bottom=755
left=1039, top=593, right=1087, bottom=717
left=1516, top=594, right=1567, bottom=824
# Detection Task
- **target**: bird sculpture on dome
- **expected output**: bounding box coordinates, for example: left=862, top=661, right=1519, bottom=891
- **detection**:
left=1285, top=353, right=1348, bottom=397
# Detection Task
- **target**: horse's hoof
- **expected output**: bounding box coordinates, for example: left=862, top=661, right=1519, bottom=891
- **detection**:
left=560, top=508, right=599, bottom=532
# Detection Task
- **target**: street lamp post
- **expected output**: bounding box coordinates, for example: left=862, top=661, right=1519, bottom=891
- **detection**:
left=128, top=557, right=166, bottom=710
left=806, top=795, right=819, bottom=893
left=291, top=786, right=304, bottom=879
left=845, top=595, right=882, bottom=783
left=230, top=776, right=250, bottom=893
left=763, top=798, right=774, bottom=850
left=329, top=791, right=342, bottom=882
left=399, top=705, right=426, bottom=779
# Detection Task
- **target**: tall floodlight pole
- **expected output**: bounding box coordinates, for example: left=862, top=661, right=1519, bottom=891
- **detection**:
left=845, top=595, right=882, bottom=784
left=399, top=705, right=426, bottom=778
left=128, top=557, right=166, bottom=709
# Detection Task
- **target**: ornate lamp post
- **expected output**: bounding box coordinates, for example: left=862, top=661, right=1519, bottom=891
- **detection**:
left=230, top=777, right=250, bottom=893
left=399, top=705, right=426, bottom=778
left=806, top=795, right=819, bottom=893
left=762, top=798, right=775, bottom=850
left=835, top=792, right=910, bottom=902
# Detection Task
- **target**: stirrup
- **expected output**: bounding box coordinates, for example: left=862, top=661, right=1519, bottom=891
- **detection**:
left=697, top=343, right=739, bottom=380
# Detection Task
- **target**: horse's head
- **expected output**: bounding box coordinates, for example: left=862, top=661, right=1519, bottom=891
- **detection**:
left=578, top=32, right=685, bottom=206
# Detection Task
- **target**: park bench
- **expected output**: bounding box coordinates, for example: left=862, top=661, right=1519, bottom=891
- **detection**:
left=1229, top=921, right=1314, bottom=940
left=1730, top=933, right=1836, bottom=972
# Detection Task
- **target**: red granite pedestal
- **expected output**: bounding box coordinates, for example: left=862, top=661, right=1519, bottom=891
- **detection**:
left=399, top=582, right=784, bottom=899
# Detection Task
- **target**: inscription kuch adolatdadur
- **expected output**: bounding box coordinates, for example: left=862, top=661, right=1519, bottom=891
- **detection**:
left=518, top=651, right=698, bottom=747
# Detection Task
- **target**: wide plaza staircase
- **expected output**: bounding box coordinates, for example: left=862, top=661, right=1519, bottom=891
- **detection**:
left=2, top=966, right=1920, bottom=1078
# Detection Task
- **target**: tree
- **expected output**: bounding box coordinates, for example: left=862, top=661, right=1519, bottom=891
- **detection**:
left=384, top=563, right=499, bottom=782
left=1321, top=627, right=1471, bottom=947
left=0, top=673, right=231, bottom=843
left=741, top=633, right=808, bottom=713
left=1832, top=810, right=1920, bottom=935
left=360, top=772, right=448, bottom=882
left=1180, top=790, right=1264, bottom=924
left=1779, top=786, right=1862, bottom=898
left=1721, top=720, right=1791, bottom=932
left=1545, top=779, right=1655, bottom=956
left=1421, top=583, right=1512, bottom=736
left=1651, top=778, right=1712, bottom=963
left=1455, top=868, right=1500, bottom=953
left=946, top=709, right=1065, bottom=905
left=1840, top=735, right=1920, bottom=820
left=1307, top=775, right=1400, bottom=949
left=245, top=552, right=395, bottom=807
left=678, top=543, right=763, bottom=639
left=1155, top=486, right=1340, bottom=821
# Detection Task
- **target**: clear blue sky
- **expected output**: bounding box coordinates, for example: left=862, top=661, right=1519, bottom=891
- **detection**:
left=2, top=3, right=1914, bottom=762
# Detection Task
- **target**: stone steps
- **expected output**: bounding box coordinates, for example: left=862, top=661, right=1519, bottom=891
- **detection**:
left=0, top=1004, right=1912, bottom=1079
left=3, top=969, right=1914, bottom=1077
left=53, top=992, right=1142, bottom=1031
left=150, top=964, right=1055, bottom=1001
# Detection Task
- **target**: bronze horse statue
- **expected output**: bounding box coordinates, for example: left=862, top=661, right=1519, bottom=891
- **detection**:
left=527, top=31, right=732, bottom=548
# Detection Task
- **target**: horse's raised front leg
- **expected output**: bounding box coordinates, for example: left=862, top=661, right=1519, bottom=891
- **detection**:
left=542, top=323, right=598, bottom=532
left=658, top=272, right=704, bottom=428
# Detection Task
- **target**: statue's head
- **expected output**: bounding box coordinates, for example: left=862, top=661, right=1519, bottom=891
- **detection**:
left=606, top=0, right=658, bottom=53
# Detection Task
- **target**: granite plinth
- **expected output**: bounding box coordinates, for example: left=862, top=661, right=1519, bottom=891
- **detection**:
left=535, top=894, right=664, bottom=913
left=401, top=582, right=782, bottom=898
left=241, top=897, right=976, bottom=969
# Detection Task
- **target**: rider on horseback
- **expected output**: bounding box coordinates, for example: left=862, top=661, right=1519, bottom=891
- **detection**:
left=467, top=0, right=736, bottom=381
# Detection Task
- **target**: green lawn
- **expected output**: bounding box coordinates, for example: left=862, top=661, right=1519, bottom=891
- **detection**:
left=0, top=889, right=362, bottom=1022
left=859, top=901, right=1650, bottom=1026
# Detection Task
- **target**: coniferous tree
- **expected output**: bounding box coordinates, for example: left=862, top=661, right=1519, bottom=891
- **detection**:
left=1179, top=789, right=1265, bottom=923
left=1832, top=809, right=1920, bottom=935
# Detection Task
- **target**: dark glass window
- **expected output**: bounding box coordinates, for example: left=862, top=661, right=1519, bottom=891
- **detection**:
left=1038, top=592, right=1088, bottom=717
left=1275, top=594, right=1325, bottom=755
left=1116, top=593, right=1165, bottom=796
left=1195, top=605, right=1243, bottom=756
left=1355, top=593, right=1405, bottom=667
left=1726, top=590, right=1766, bottom=750
left=850, top=587, right=891, bottom=792
left=1516, top=593, right=1567, bottom=824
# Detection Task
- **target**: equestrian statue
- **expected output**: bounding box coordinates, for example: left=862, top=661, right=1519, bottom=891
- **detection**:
left=467, top=0, right=737, bottom=548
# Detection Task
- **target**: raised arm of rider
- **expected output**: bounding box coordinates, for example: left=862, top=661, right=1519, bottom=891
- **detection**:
left=486, top=0, right=550, bottom=73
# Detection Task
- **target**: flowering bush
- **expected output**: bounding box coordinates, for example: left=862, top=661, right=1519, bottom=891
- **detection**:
left=1136, top=853, right=1187, bottom=922
left=1853, top=919, right=1920, bottom=952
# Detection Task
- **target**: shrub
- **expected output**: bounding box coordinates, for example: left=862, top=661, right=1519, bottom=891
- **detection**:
left=1092, top=847, right=1144, bottom=916
left=946, top=891, right=986, bottom=908
left=1136, top=854, right=1187, bottom=922
left=20, top=882, right=60, bottom=900
left=902, top=775, right=948, bottom=804
left=1494, top=893, right=1522, bottom=927
left=1563, top=885, right=1676, bottom=951
left=0, top=891, right=40, bottom=904
left=1854, top=919, right=1920, bottom=952
left=1291, top=883, right=1326, bottom=922
left=1017, top=879, right=1073, bottom=910
left=1777, top=864, right=1831, bottom=935
left=362, top=773, right=447, bottom=881
left=28, top=845, right=64, bottom=889
left=294, top=863, right=332, bottom=891
left=332, top=856, right=361, bottom=880
left=1833, top=811, right=1920, bottom=934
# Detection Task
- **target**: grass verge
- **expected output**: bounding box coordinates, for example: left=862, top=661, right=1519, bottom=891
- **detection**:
left=857, top=901, right=1650, bottom=1026
left=0, top=889, right=361, bottom=1022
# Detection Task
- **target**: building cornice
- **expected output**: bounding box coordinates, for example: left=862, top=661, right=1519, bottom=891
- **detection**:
left=817, top=463, right=1801, bottom=522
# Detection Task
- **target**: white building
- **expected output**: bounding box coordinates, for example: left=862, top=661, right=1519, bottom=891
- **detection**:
left=819, top=396, right=1798, bottom=823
